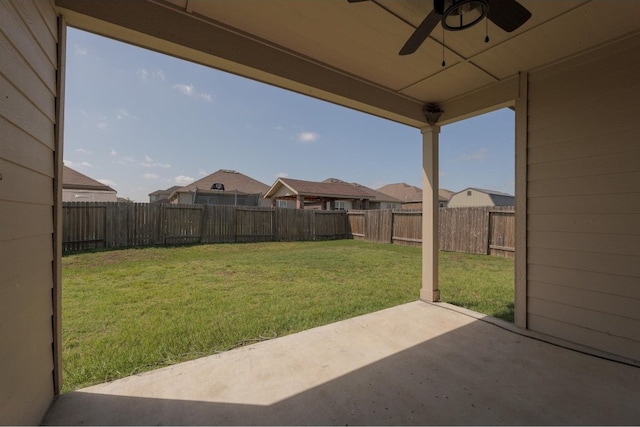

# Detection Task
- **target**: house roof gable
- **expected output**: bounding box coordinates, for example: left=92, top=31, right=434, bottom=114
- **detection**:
left=265, top=177, right=401, bottom=202
left=267, top=177, right=371, bottom=199
left=149, top=186, right=181, bottom=197
left=450, top=187, right=515, bottom=206
left=458, top=187, right=514, bottom=198
left=174, top=170, right=269, bottom=196
left=377, top=183, right=455, bottom=203
left=63, top=166, right=115, bottom=192
left=323, top=178, right=402, bottom=203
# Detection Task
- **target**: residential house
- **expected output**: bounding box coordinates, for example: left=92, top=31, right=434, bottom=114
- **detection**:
left=377, top=183, right=454, bottom=209
left=62, top=166, right=117, bottom=202
left=438, top=189, right=455, bottom=208
left=4, top=2, right=640, bottom=423
left=324, top=178, right=402, bottom=209
left=265, top=177, right=401, bottom=210
left=168, top=169, right=270, bottom=207
left=447, top=188, right=515, bottom=208
left=148, top=186, right=181, bottom=204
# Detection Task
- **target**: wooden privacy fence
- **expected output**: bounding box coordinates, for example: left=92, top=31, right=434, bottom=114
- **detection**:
left=348, top=206, right=515, bottom=258
left=62, top=202, right=348, bottom=253
left=63, top=202, right=514, bottom=257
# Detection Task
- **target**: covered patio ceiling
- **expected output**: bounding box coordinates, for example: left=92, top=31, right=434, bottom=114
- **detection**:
left=55, top=0, right=640, bottom=127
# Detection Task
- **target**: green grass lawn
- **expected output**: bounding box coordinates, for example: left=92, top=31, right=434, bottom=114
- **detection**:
left=62, top=240, right=513, bottom=392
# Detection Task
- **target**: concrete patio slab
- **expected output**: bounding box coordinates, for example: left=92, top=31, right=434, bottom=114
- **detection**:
left=43, top=301, right=640, bottom=425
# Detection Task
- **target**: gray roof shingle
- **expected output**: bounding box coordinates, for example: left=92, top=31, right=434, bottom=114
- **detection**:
left=63, top=166, right=115, bottom=192
left=176, top=170, right=269, bottom=195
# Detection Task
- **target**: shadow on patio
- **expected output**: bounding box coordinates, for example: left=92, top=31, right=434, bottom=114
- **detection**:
left=43, top=302, right=640, bottom=425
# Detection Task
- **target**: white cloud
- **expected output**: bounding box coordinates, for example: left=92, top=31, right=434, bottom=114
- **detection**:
left=276, top=172, right=289, bottom=178
left=137, top=67, right=166, bottom=81
left=117, top=156, right=136, bottom=166
left=173, top=83, right=212, bottom=102
left=141, top=155, right=171, bottom=168
left=174, top=83, right=194, bottom=96
left=76, top=148, right=91, bottom=155
left=80, top=161, right=93, bottom=168
left=136, top=68, right=149, bottom=80
left=460, top=148, right=489, bottom=162
left=79, top=109, right=109, bottom=129
left=199, top=170, right=208, bottom=176
left=110, top=149, right=118, bottom=156
left=296, top=131, right=319, bottom=144
left=63, top=160, right=74, bottom=167
left=98, top=179, right=117, bottom=188
left=116, top=108, right=137, bottom=120
left=143, top=173, right=159, bottom=180
left=152, top=68, right=166, bottom=81
left=74, top=44, right=88, bottom=55
left=173, top=175, right=195, bottom=185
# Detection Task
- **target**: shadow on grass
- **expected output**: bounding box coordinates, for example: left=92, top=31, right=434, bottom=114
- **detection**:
left=491, top=302, right=515, bottom=323
left=443, top=301, right=514, bottom=323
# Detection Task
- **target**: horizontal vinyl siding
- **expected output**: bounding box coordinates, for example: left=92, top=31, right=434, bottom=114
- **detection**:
left=448, top=191, right=492, bottom=207
left=526, top=33, right=640, bottom=361
left=0, top=0, right=57, bottom=424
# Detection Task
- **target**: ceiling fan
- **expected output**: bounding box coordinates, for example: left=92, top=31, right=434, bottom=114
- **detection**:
left=349, top=0, right=532, bottom=55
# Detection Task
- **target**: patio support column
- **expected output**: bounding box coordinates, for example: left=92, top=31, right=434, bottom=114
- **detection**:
left=420, top=124, right=440, bottom=302
left=296, top=195, right=304, bottom=209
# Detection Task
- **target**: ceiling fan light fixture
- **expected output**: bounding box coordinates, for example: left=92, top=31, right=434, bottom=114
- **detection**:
left=442, top=0, right=489, bottom=31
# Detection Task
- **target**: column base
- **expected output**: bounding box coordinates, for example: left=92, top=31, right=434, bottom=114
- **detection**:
left=420, top=288, right=440, bottom=302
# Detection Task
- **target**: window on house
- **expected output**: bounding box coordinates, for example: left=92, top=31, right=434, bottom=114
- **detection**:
left=335, top=201, right=345, bottom=210
left=277, top=199, right=288, bottom=208
left=467, top=190, right=472, bottom=196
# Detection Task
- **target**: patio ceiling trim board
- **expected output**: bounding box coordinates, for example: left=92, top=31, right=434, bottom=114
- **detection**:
left=54, top=0, right=429, bottom=128
left=438, top=76, right=519, bottom=125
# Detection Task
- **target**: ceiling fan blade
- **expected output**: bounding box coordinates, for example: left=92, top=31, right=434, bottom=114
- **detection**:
left=399, top=9, right=441, bottom=56
left=487, top=0, right=532, bottom=32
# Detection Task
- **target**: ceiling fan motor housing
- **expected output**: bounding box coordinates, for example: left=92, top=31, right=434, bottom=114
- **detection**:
left=441, top=0, right=489, bottom=31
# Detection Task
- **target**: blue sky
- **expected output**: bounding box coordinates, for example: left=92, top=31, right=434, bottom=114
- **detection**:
left=64, top=28, right=515, bottom=202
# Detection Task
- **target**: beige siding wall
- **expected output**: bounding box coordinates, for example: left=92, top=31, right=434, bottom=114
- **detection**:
left=272, top=185, right=296, bottom=198
left=448, top=189, right=493, bottom=208
left=527, top=34, right=640, bottom=361
left=258, top=196, right=273, bottom=208
left=0, top=0, right=58, bottom=423
left=336, top=199, right=354, bottom=210
left=62, top=189, right=117, bottom=202
left=177, top=192, right=193, bottom=204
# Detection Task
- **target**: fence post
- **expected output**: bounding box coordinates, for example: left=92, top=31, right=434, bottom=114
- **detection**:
left=199, top=205, right=206, bottom=244
left=487, top=209, right=492, bottom=255
left=389, top=209, right=394, bottom=244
